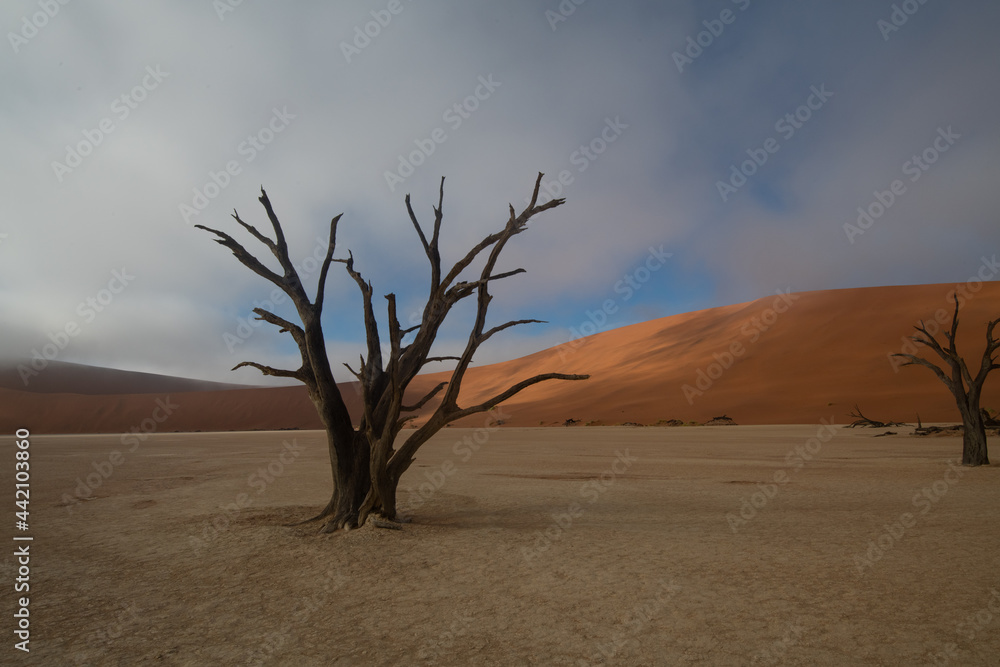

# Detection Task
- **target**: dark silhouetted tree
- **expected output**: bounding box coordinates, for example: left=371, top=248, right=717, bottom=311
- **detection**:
left=892, top=295, right=999, bottom=466
left=197, top=174, right=589, bottom=531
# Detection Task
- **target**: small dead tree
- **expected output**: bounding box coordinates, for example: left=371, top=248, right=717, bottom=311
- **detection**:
left=845, top=405, right=903, bottom=428
left=891, top=295, right=999, bottom=466
left=197, top=174, right=589, bottom=531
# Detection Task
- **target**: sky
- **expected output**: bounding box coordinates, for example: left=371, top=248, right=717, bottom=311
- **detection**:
left=2, top=0, right=999, bottom=387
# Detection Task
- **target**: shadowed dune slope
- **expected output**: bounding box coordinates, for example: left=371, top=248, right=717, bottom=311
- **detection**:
left=0, top=360, right=254, bottom=395
left=2, top=282, right=997, bottom=434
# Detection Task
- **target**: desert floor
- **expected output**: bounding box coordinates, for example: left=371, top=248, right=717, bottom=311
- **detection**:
left=7, top=424, right=1000, bottom=665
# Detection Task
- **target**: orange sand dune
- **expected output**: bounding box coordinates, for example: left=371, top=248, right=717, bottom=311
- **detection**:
left=456, top=281, right=1000, bottom=427
left=1, top=282, right=997, bottom=434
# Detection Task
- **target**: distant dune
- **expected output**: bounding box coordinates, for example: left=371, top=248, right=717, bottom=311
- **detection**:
left=0, top=360, right=255, bottom=395
left=1, top=282, right=997, bottom=434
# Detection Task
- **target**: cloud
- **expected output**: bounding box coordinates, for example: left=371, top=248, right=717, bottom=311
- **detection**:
left=3, top=0, right=998, bottom=384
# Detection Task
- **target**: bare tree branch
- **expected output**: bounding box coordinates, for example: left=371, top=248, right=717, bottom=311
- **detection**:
left=230, top=209, right=277, bottom=254
left=909, top=322, right=952, bottom=365
left=194, top=224, right=284, bottom=286
left=431, top=177, right=444, bottom=252
left=449, top=373, right=590, bottom=422
left=386, top=293, right=403, bottom=362
left=232, top=361, right=305, bottom=380
left=892, top=354, right=953, bottom=388
left=252, top=307, right=303, bottom=336
left=313, top=213, right=343, bottom=311
left=257, top=188, right=292, bottom=271
left=436, top=173, right=560, bottom=294
left=388, top=371, right=589, bottom=474
left=401, top=381, right=448, bottom=413
left=405, top=193, right=431, bottom=256
left=424, top=356, right=462, bottom=364
left=404, top=177, right=445, bottom=291
left=335, top=250, right=383, bottom=381
left=482, top=319, right=545, bottom=344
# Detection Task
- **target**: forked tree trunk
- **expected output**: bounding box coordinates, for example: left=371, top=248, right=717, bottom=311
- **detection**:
left=355, top=434, right=400, bottom=528
left=326, top=432, right=373, bottom=530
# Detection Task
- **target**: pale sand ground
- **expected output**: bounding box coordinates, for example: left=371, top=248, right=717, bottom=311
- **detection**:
left=9, top=425, right=1000, bottom=665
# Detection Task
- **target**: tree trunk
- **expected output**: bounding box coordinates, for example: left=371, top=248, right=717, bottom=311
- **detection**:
left=320, top=431, right=372, bottom=532
left=357, top=438, right=400, bottom=526
left=960, top=401, right=990, bottom=466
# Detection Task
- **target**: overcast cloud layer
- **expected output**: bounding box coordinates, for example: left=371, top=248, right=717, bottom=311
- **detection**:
left=3, top=0, right=998, bottom=386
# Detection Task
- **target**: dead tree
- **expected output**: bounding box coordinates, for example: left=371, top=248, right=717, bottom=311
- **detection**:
left=845, top=405, right=903, bottom=428
left=891, top=295, right=999, bottom=466
left=197, top=174, right=589, bottom=531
